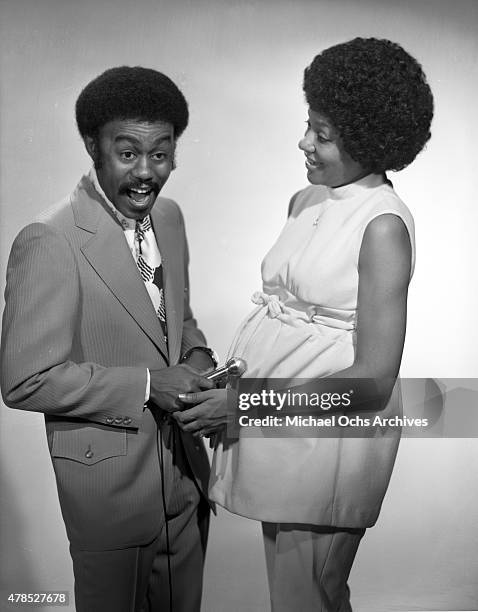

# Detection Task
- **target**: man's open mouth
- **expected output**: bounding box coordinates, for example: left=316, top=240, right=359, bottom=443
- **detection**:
left=126, top=186, right=155, bottom=203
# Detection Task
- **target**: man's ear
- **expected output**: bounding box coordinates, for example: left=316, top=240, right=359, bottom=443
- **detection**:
left=84, top=136, right=98, bottom=164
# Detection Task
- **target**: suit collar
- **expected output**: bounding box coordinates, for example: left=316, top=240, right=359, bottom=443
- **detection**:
left=71, top=175, right=108, bottom=233
left=149, top=208, right=182, bottom=365
left=72, top=175, right=175, bottom=361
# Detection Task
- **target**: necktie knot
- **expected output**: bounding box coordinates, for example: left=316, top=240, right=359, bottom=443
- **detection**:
left=135, top=216, right=152, bottom=255
left=137, top=215, right=152, bottom=231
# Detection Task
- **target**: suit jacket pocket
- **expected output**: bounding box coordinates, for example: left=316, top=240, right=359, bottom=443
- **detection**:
left=51, top=424, right=127, bottom=465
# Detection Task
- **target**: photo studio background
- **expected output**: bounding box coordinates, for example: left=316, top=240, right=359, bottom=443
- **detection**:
left=1, top=1, right=477, bottom=610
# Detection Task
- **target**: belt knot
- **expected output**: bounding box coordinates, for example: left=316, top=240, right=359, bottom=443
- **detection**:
left=251, top=291, right=284, bottom=318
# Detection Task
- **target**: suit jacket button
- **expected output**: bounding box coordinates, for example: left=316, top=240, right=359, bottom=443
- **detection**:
left=114, top=417, right=123, bottom=424
left=105, top=417, right=114, bottom=424
left=123, top=417, right=132, bottom=425
left=85, top=450, right=94, bottom=459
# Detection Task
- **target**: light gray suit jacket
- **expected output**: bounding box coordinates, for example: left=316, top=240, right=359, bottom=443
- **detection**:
left=1, top=175, right=211, bottom=550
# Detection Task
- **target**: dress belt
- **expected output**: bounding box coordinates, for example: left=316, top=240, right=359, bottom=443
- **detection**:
left=251, top=291, right=355, bottom=331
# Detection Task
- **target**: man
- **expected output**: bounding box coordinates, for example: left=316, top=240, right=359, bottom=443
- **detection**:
left=1, top=66, right=217, bottom=612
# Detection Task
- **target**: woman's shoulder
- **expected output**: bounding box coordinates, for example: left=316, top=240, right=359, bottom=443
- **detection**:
left=287, top=184, right=328, bottom=218
left=367, top=182, right=414, bottom=221
left=360, top=182, right=416, bottom=276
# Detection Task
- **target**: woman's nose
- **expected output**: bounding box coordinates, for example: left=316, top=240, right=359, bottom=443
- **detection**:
left=298, top=131, right=315, bottom=153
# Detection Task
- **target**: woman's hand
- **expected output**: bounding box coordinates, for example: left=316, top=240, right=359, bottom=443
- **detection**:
left=173, top=388, right=232, bottom=437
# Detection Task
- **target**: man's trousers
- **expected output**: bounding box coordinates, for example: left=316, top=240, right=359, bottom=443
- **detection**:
left=70, top=425, right=210, bottom=612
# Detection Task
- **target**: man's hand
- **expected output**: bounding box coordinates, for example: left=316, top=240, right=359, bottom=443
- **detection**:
left=173, top=388, right=231, bottom=437
left=149, top=364, right=214, bottom=413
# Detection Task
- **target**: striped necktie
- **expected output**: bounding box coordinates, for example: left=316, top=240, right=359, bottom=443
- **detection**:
left=135, top=216, right=168, bottom=344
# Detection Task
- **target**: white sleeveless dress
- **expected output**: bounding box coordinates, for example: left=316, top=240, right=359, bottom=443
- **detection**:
left=209, top=173, right=415, bottom=527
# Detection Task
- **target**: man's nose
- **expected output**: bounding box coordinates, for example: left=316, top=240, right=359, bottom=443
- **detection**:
left=132, top=156, right=153, bottom=180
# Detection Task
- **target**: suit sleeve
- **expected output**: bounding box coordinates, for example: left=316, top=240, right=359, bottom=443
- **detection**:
left=0, top=223, right=146, bottom=429
left=175, top=209, right=208, bottom=355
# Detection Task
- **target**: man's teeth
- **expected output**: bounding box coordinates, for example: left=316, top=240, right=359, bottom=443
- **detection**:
left=127, top=187, right=153, bottom=203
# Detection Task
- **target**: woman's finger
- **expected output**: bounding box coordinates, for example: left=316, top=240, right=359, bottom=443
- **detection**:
left=177, top=389, right=218, bottom=404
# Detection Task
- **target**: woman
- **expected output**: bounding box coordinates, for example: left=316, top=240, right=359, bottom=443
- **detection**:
left=175, top=38, right=434, bottom=611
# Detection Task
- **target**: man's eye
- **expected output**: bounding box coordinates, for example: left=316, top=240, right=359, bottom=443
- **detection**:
left=152, top=152, right=167, bottom=161
left=317, top=135, right=330, bottom=144
left=120, top=151, right=135, bottom=161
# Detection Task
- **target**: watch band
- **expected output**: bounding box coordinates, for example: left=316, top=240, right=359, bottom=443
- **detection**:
left=180, top=346, right=219, bottom=369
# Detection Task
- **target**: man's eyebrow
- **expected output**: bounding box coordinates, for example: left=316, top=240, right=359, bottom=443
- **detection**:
left=114, top=134, right=173, bottom=146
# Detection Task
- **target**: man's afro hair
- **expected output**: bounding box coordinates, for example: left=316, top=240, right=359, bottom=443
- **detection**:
left=76, top=66, right=189, bottom=140
left=303, top=38, right=434, bottom=173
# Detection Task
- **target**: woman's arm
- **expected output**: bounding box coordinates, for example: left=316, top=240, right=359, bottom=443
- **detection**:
left=328, top=213, right=412, bottom=405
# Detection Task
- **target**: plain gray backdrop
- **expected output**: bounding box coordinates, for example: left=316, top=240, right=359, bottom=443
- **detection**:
left=1, top=1, right=477, bottom=610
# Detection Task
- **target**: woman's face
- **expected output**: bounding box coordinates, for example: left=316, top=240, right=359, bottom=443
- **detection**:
left=298, top=108, right=367, bottom=188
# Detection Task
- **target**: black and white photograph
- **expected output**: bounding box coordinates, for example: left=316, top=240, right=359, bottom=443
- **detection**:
left=0, top=1, right=477, bottom=611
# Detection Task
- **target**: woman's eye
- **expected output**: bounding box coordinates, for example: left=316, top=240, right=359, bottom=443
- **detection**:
left=304, top=121, right=329, bottom=144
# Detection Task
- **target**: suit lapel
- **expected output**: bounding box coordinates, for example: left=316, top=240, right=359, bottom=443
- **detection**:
left=72, top=176, right=169, bottom=361
left=151, top=204, right=183, bottom=365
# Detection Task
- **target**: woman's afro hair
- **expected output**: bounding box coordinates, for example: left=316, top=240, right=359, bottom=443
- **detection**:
left=303, top=38, right=434, bottom=173
left=76, top=66, right=189, bottom=140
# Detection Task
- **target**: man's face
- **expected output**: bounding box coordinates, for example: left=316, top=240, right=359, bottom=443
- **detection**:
left=86, top=119, right=175, bottom=219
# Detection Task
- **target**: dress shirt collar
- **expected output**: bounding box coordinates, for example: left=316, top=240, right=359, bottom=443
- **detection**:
left=89, top=167, right=136, bottom=230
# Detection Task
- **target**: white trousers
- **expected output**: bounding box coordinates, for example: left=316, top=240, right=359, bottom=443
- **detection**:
left=262, top=523, right=365, bottom=612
